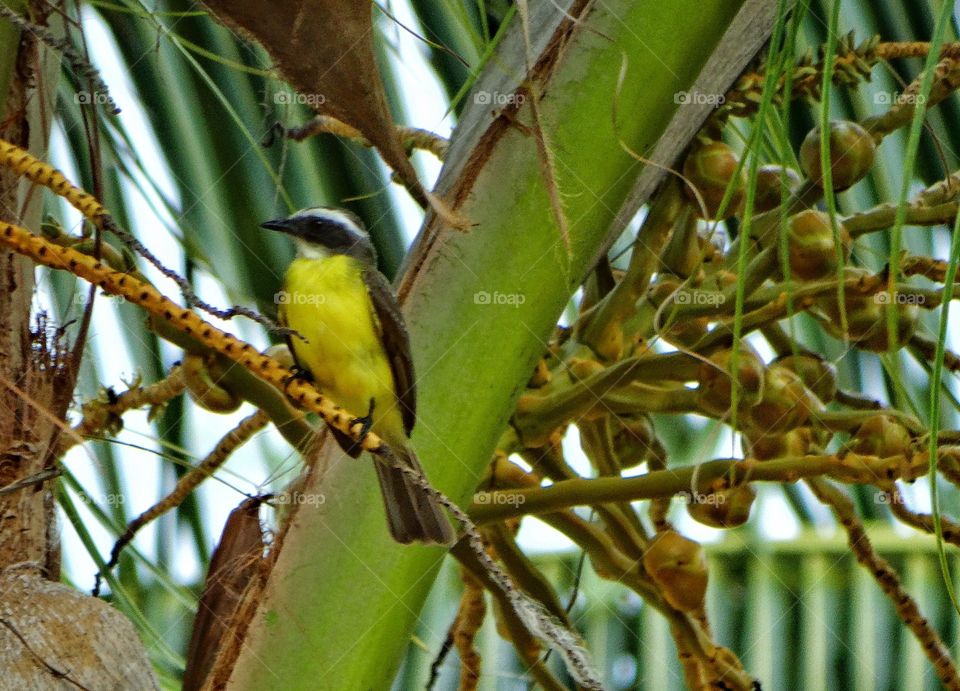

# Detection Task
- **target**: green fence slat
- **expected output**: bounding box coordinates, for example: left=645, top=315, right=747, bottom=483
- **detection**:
left=902, top=554, right=933, bottom=691
left=639, top=598, right=678, bottom=691
left=743, top=552, right=781, bottom=689
left=852, top=560, right=880, bottom=691
left=801, top=554, right=831, bottom=689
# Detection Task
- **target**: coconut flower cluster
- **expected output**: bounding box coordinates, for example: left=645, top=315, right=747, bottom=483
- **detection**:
left=483, top=50, right=960, bottom=689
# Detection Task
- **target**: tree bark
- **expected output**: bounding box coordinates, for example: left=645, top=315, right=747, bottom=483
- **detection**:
left=0, top=4, right=158, bottom=687
left=0, top=0, right=60, bottom=575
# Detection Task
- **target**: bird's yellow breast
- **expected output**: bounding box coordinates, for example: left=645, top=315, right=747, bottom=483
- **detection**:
left=280, top=254, right=402, bottom=439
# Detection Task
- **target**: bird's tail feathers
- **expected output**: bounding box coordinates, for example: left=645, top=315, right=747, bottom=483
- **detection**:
left=375, top=444, right=455, bottom=545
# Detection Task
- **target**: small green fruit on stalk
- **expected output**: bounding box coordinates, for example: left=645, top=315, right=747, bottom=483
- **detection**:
left=745, top=427, right=819, bottom=460
left=643, top=530, right=708, bottom=612
left=687, top=484, right=756, bottom=528
left=799, top=120, right=877, bottom=191
left=746, top=365, right=820, bottom=434
left=682, top=141, right=746, bottom=220
left=607, top=413, right=660, bottom=471
left=815, top=269, right=919, bottom=351
left=849, top=415, right=912, bottom=457
left=696, top=346, right=765, bottom=417
left=783, top=210, right=851, bottom=281
left=773, top=353, right=838, bottom=404
left=754, top=164, right=803, bottom=213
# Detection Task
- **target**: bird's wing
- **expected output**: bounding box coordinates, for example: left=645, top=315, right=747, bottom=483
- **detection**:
left=363, top=266, right=417, bottom=435
left=277, top=298, right=306, bottom=374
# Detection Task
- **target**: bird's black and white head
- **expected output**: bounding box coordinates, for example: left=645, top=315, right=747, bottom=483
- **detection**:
left=261, top=207, right=377, bottom=265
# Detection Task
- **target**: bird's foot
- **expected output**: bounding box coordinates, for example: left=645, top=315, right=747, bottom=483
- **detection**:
left=281, top=365, right=312, bottom=393
left=347, top=397, right=376, bottom=455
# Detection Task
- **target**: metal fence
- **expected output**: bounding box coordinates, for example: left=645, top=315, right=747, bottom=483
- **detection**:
left=398, top=529, right=959, bottom=690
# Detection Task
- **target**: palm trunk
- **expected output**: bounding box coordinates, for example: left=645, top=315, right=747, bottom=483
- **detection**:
left=225, top=1, right=777, bottom=688
left=0, top=5, right=156, bottom=688
left=0, top=0, right=59, bottom=576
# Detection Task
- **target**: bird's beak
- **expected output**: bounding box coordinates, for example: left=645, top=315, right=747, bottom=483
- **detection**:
left=260, top=218, right=293, bottom=233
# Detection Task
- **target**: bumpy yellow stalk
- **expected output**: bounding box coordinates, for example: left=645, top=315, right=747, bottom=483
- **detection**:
left=0, top=219, right=384, bottom=455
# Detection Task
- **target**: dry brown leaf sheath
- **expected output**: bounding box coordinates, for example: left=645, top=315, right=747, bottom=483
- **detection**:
left=201, top=0, right=430, bottom=208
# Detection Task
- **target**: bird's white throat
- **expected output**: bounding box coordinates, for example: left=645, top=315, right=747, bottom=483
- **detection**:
left=294, top=238, right=332, bottom=260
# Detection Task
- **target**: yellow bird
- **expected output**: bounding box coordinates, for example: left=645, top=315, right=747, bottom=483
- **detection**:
left=262, top=207, right=453, bottom=544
